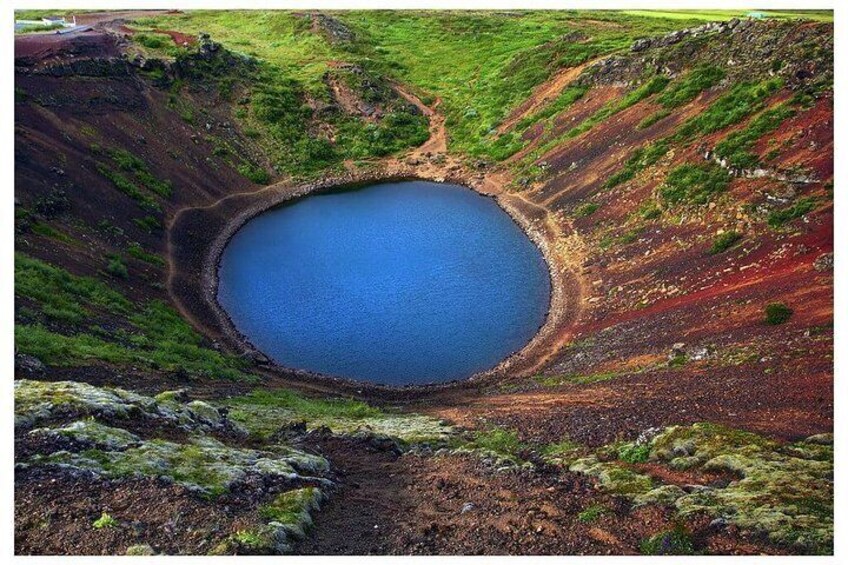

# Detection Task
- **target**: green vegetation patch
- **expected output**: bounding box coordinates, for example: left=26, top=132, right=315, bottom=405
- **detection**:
left=710, top=231, right=743, bottom=254
left=658, top=65, right=725, bottom=109
left=640, top=524, right=695, bottom=555
left=604, top=139, right=669, bottom=189
left=714, top=104, right=796, bottom=169
left=93, top=512, right=119, bottom=529
left=551, top=423, right=833, bottom=553
left=515, top=85, right=589, bottom=131
left=226, top=388, right=454, bottom=444
left=127, top=243, right=166, bottom=267
left=673, top=78, right=783, bottom=143
left=767, top=196, right=816, bottom=228
left=566, top=75, right=670, bottom=140
left=660, top=162, right=731, bottom=205
left=15, top=253, right=132, bottom=324
left=764, top=302, right=793, bottom=325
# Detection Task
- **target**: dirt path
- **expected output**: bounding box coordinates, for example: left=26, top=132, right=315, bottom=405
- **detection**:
left=496, top=61, right=592, bottom=135
left=393, top=83, right=447, bottom=155
left=294, top=436, right=642, bottom=555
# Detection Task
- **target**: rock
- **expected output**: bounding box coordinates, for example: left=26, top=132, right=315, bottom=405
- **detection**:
left=460, top=502, right=475, bottom=514
left=813, top=252, right=833, bottom=272
left=15, top=354, right=45, bottom=377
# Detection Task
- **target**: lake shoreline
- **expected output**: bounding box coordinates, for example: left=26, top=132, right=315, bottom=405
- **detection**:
left=167, top=161, right=582, bottom=396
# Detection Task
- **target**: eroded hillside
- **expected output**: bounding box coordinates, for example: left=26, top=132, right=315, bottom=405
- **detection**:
left=14, top=10, right=833, bottom=556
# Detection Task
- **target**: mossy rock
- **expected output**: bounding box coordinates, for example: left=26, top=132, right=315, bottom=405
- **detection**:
left=30, top=419, right=140, bottom=450
left=211, top=488, right=325, bottom=555
left=15, top=379, right=228, bottom=433
left=32, top=432, right=330, bottom=497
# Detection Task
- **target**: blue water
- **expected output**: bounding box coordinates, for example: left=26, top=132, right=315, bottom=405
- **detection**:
left=217, top=180, right=551, bottom=385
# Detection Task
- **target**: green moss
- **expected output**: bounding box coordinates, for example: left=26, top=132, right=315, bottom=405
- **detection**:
left=569, top=456, right=654, bottom=496
left=37, top=434, right=327, bottom=498
left=32, top=419, right=140, bottom=450
left=259, top=487, right=323, bottom=530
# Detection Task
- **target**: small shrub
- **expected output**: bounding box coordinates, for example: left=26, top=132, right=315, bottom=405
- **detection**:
left=765, top=302, right=793, bottom=325
left=105, top=255, right=128, bottom=279
left=640, top=524, right=695, bottom=555
left=574, top=202, right=599, bottom=218
left=133, top=215, right=162, bottom=233
left=238, top=163, right=271, bottom=184
left=92, top=512, right=118, bottom=529
left=710, top=231, right=742, bottom=254
left=767, top=197, right=816, bottom=228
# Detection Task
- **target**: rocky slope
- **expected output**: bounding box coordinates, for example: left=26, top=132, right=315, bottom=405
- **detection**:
left=14, top=11, right=832, bottom=555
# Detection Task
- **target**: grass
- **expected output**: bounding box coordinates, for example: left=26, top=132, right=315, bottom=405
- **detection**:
left=714, top=104, right=796, bottom=169
left=577, top=504, right=609, bottom=523
left=564, top=75, right=670, bottom=140
left=15, top=255, right=250, bottom=380
left=710, top=231, right=742, bottom=254
left=237, top=163, right=271, bottom=184
left=672, top=78, right=783, bottom=143
left=95, top=163, right=160, bottom=212
left=228, top=388, right=382, bottom=421
left=133, top=215, right=163, bottom=233
left=767, top=197, right=816, bottom=228
left=574, top=202, right=599, bottom=218
left=604, top=140, right=669, bottom=189
left=466, top=427, right=523, bottom=459
left=657, top=65, right=725, bottom=109
left=127, top=243, right=166, bottom=267
left=15, top=22, right=64, bottom=34
left=618, top=442, right=651, bottom=463
left=660, top=162, right=731, bottom=205
left=514, top=85, right=589, bottom=131
left=15, top=253, right=132, bottom=324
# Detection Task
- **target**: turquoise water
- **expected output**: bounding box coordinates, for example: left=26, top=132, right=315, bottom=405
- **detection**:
left=217, top=180, right=551, bottom=385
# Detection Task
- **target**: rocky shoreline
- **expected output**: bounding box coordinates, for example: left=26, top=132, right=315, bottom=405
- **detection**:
left=168, top=163, right=577, bottom=394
